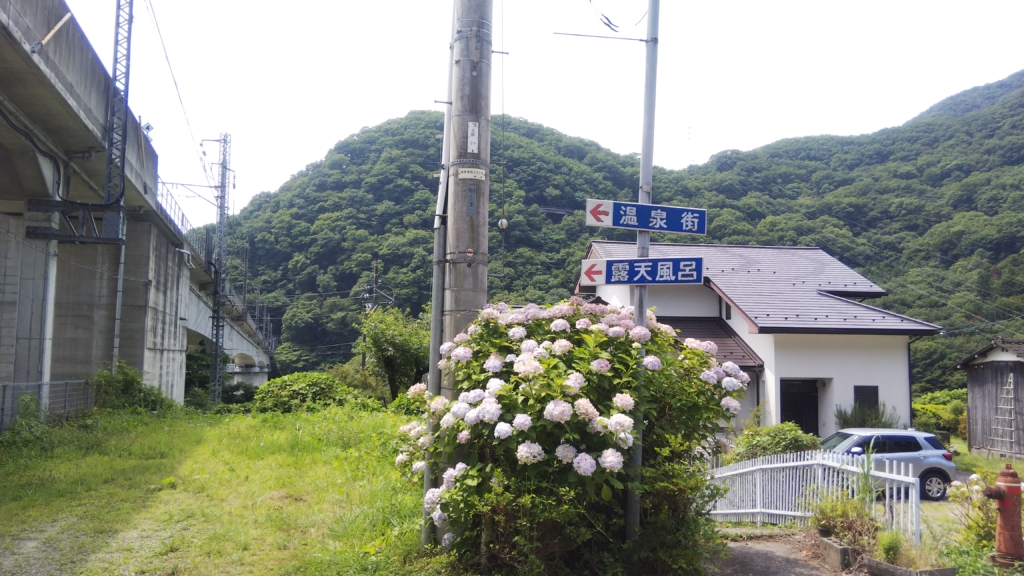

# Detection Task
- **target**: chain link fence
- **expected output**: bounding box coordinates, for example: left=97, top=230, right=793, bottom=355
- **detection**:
left=0, top=380, right=93, bottom=431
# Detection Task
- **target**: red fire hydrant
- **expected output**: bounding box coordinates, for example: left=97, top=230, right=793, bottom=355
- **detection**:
left=983, top=463, right=1024, bottom=567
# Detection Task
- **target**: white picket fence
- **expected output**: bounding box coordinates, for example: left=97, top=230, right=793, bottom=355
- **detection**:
left=710, top=450, right=921, bottom=543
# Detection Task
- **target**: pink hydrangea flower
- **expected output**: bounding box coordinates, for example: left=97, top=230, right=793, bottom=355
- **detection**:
left=575, top=318, right=592, bottom=329
left=552, top=339, right=573, bottom=355
left=721, top=397, right=741, bottom=414
left=574, top=398, right=600, bottom=420
left=612, top=393, right=635, bottom=412
left=629, top=326, right=651, bottom=342
left=550, top=319, right=570, bottom=332
left=590, top=358, right=611, bottom=374
left=607, top=326, right=626, bottom=338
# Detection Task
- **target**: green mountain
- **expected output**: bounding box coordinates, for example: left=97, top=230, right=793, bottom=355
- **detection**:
left=225, top=71, right=1024, bottom=392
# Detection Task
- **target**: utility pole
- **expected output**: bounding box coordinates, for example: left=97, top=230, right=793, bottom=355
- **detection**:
left=441, top=0, right=493, bottom=400
left=626, top=0, right=660, bottom=541
left=209, top=133, right=231, bottom=404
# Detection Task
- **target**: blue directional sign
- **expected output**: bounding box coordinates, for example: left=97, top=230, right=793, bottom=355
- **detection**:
left=579, top=257, right=703, bottom=286
left=586, top=199, right=707, bottom=235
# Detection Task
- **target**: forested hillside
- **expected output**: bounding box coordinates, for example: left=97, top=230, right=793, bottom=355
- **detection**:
left=224, top=70, right=1024, bottom=393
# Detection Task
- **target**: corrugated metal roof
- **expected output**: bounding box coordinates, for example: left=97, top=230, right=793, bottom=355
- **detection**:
left=588, top=241, right=941, bottom=336
left=955, top=338, right=1024, bottom=369
left=658, top=317, right=764, bottom=368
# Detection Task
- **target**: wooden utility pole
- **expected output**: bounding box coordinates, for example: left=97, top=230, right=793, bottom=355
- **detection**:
left=626, top=0, right=660, bottom=540
left=442, top=0, right=493, bottom=400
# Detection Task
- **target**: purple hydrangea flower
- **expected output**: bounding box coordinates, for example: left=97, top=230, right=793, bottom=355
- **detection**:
left=590, top=358, right=611, bottom=374
left=642, top=355, right=662, bottom=371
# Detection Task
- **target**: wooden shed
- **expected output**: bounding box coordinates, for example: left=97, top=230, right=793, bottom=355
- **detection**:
left=956, top=338, right=1024, bottom=458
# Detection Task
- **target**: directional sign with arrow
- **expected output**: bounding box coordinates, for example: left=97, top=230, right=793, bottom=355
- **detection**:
left=579, top=257, right=703, bottom=286
left=585, top=199, right=707, bottom=235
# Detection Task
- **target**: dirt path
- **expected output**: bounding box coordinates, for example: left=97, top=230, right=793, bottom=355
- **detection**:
left=712, top=533, right=837, bottom=576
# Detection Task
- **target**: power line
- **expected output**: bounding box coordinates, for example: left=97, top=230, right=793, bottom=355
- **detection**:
left=141, top=0, right=215, bottom=187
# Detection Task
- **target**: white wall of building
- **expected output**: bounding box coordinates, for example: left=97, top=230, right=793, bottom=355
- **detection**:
left=647, top=285, right=720, bottom=316
left=773, top=334, right=910, bottom=438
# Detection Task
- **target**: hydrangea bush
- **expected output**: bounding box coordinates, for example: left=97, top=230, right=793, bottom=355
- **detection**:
left=395, top=298, right=745, bottom=573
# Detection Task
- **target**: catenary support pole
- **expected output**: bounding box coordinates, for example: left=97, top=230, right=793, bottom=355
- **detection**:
left=626, top=0, right=659, bottom=541
left=442, top=0, right=493, bottom=400
left=425, top=0, right=458, bottom=547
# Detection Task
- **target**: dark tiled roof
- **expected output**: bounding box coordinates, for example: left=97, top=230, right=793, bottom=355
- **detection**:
left=587, top=241, right=941, bottom=336
left=659, top=316, right=764, bottom=368
left=955, top=338, right=1024, bottom=369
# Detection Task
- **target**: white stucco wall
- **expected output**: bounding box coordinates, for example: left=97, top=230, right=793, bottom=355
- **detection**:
left=773, top=334, right=911, bottom=438
left=970, top=350, right=1023, bottom=364
left=647, top=284, right=720, bottom=316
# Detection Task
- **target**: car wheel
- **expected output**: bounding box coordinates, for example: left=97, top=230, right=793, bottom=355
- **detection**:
left=920, top=471, right=947, bottom=501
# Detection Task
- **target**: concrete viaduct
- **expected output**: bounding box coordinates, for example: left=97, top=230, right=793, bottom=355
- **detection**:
left=1, top=0, right=272, bottom=402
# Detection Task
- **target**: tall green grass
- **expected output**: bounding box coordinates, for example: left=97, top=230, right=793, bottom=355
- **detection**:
left=0, top=407, right=441, bottom=575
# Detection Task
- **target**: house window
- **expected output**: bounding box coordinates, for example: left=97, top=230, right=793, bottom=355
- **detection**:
left=853, top=386, right=879, bottom=410
left=725, top=303, right=732, bottom=320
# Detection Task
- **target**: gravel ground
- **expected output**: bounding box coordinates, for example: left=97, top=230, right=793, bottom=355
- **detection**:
left=711, top=532, right=838, bottom=576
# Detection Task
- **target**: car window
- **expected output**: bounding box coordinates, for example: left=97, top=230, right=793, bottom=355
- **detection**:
left=887, top=436, right=922, bottom=453
left=821, top=432, right=852, bottom=450
left=924, top=436, right=946, bottom=450
left=856, top=436, right=886, bottom=453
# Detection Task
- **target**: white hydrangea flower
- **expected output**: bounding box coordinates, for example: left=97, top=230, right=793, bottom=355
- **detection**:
left=589, top=417, right=610, bottom=434
left=430, top=396, right=448, bottom=414
left=440, top=413, right=456, bottom=429
left=563, top=371, right=585, bottom=395
left=508, top=326, right=527, bottom=340
left=544, top=400, right=573, bottom=423
left=398, top=420, right=420, bottom=435
left=407, top=383, right=427, bottom=398
left=721, top=397, right=741, bottom=414
left=512, top=413, right=532, bottom=431
left=573, top=452, right=597, bottom=476
left=431, top=507, right=448, bottom=527
left=451, top=346, right=473, bottom=362
left=483, top=354, right=504, bottom=373
left=464, top=407, right=482, bottom=426
left=516, top=441, right=545, bottom=464
left=607, top=326, right=626, bottom=338
left=534, top=347, right=549, bottom=358
left=439, top=342, right=455, bottom=357
left=612, top=393, right=635, bottom=412
left=453, top=333, right=470, bottom=344
left=505, top=353, right=518, bottom=363
left=457, top=430, right=470, bottom=444
left=607, top=413, right=634, bottom=434
left=521, top=339, right=539, bottom=354
left=423, top=487, right=442, bottom=512
left=418, top=435, right=433, bottom=449
left=409, top=424, right=427, bottom=439
left=552, top=339, right=573, bottom=355
left=574, top=398, right=600, bottom=421
left=486, top=378, right=506, bottom=395
left=479, top=307, right=500, bottom=320
left=450, top=402, right=471, bottom=419
left=459, top=389, right=486, bottom=405
left=599, top=448, right=624, bottom=472
left=721, top=377, right=742, bottom=391
left=467, top=324, right=479, bottom=335
left=721, top=361, right=741, bottom=376
left=441, top=532, right=455, bottom=548
left=615, top=432, right=634, bottom=449
left=555, top=443, right=578, bottom=464
left=494, top=422, right=513, bottom=439
left=477, top=398, right=502, bottom=423
left=550, top=319, right=570, bottom=332
left=513, top=353, right=544, bottom=377
left=412, top=461, right=426, bottom=473
left=396, top=453, right=410, bottom=466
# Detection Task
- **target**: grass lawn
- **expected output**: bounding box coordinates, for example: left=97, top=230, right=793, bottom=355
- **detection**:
left=947, top=436, right=1024, bottom=475
left=0, top=407, right=444, bottom=575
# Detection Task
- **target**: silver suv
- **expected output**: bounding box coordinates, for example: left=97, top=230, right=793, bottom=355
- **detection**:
left=820, top=428, right=956, bottom=501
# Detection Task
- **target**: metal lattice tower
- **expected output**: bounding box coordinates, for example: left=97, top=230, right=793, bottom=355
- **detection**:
left=988, top=374, right=1016, bottom=455
left=101, top=0, right=134, bottom=239
left=209, top=133, right=231, bottom=403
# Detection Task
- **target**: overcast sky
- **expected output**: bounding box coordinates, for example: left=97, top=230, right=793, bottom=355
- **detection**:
left=63, top=0, right=1024, bottom=227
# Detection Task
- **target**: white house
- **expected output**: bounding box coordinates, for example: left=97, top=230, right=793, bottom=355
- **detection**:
left=577, top=241, right=941, bottom=438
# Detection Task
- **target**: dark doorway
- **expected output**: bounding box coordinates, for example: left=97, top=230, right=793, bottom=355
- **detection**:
left=781, top=379, right=819, bottom=436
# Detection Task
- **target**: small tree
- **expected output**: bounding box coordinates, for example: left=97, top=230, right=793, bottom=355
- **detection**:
left=357, top=307, right=429, bottom=401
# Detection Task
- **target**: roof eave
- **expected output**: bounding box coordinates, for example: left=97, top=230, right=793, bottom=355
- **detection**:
left=758, top=326, right=942, bottom=336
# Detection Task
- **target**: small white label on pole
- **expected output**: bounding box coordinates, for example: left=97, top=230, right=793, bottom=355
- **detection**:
left=468, top=122, right=479, bottom=153
left=458, top=168, right=486, bottom=180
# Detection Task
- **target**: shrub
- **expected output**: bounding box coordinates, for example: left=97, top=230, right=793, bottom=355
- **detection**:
left=949, top=471, right=998, bottom=548
left=90, top=360, right=175, bottom=411
left=325, top=360, right=388, bottom=402
left=729, top=422, right=820, bottom=462
left=394, top=300, right=746, bottom=574
left=878, top=530, right=902, bottom=565
left=958, top=411, right=968, bottom=440
left=835, top=402, right=901, bottom=429
left=221, top=382, right=257, bottom=404
left=916, top=388, right=967, bottom=406
left=252, top=372, right=355, bottom=413
left=911, top=403, right=959, bottom=435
